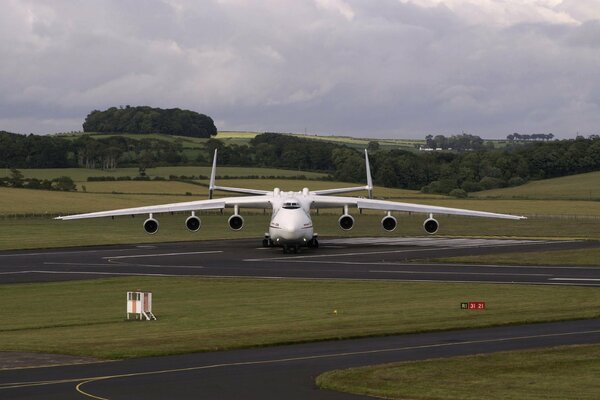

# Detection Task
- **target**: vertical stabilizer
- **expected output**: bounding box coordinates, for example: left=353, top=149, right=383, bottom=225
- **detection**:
left=209, top=149, right=217, bottom=200
left=365, top=149, right=373, bottom=199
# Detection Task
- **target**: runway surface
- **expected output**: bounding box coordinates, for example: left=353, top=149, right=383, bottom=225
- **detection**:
left=1, top=237, right=600, bottom=399
left=1, top=236, right=599, bottom=285
left=1, top=318, right=600, bottom=399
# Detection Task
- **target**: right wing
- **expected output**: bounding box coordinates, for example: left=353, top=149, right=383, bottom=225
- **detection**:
left=55, top=195, right=272, bottom=221
left=311, top=195, right=526, bottom=220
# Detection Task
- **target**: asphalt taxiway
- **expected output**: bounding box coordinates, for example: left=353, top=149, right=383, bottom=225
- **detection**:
left=1, top=237, right=600, bottom=399
left=0, top=236, right=599, bottom=285
left=1, top=318, right=600, bottom=399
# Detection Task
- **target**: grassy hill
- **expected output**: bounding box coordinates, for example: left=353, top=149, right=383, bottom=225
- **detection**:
left=473, top=171, right=600, bottom=200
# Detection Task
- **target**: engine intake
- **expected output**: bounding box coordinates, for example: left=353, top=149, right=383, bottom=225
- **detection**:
left=338, top=214, right=354, bottom=230
left=228, top=214, right=244, bottom=231
left=185, top=215, right=201, bottom=232
left=423, top=217, right=439, bottom=234
left=381, top=215, right=397, bottom=232
left=143, top=217, right=159, bottom=235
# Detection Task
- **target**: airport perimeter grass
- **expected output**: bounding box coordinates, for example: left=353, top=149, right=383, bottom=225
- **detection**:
left=316, top=344, right=600, bottom=400
left=1, top=277, right=599, bottom=359
left=3, top=213, right=600, bottom=251
left=432, top=247, right=600, bottom=267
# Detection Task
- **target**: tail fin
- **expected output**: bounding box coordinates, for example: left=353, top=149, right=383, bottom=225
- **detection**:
left=209, top=149, right=217, bottom=200
left=312, top=149, right=374, bottom=197
left=365, top=149, right=373, bottom=199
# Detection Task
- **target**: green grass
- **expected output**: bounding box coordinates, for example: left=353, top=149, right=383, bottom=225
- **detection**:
left=11, top=166, right=327, bottom=181
left=431, top=248, right=600, bottom=266
left=1, top=277, right=599, bottom=359
left=473, top=171, right=600, bottom=200
left=78, top=181, right=205, bottom=195
left=2, top=213, right=600, bottom=251
left=316, top=344, right=600, bottom=400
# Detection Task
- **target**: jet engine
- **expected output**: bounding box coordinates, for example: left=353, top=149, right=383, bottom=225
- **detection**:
left=338, top=214, right=354, bottom=230
left=423, top=216, right=439, bottom=234
left=228, top=214, right=244, bottom=230
left=381, top=215, right=397, bottom=232
left=185, top=215, right=201, bottom=232
left=143, top=217, right=159, bottom=235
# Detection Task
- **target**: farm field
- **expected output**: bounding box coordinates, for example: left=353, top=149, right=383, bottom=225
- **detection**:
left=12, top=166, right=327, bottom=181
left=1, top=277, right=598, bottom=359
left=317, top=344, right=600, bottom=400
left=473, top=171, right=600, bottom=200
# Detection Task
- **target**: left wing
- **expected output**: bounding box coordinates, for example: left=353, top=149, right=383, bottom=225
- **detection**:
left=310, top=195, right=526, bottom=220
left=55, top=195, right=272, bottom=221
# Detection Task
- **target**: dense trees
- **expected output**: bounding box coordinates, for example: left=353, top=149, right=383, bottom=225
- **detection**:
left=83, top=106, right=217, bottom=138
left=2, top=129, right=600, bottom=196
left=425, top=133, right=485, bottom=151
left=507, top=133, right=554, bottom=141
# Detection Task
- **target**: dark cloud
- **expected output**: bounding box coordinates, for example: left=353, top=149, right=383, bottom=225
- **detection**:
left=0, top=0, right=599, bottom=138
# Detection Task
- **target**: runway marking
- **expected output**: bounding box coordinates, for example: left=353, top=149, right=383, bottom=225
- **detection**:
left=2, top=329, right=600, bottom=398
left=549, top=278, right=600, bottom=282
left=44, top=262, right=115, bottom=267
left=0, top=270, right=199, bottom=278
left=271, top=259, right=600, bottom=271
left=369, top=270, right=552, bottom=277
left=244, top=242, right=555, bottom=262
left=0, top=248, right=135, bottom=258
left=103, top=251, right=222, bottom=260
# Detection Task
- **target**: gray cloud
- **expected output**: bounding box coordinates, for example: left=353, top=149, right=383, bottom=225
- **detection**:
left=1, top=0, right=599, bottom=138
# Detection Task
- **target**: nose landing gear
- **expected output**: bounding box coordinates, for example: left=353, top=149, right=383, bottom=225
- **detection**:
left=283, top=245, right=298, bottom=254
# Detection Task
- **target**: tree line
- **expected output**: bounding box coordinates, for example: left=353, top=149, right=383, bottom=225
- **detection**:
left=2, top=130, right=600, bottom=196
left=83, top=106, right=217, bottom=138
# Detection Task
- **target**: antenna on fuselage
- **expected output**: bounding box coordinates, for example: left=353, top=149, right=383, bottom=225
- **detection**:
left=365, top=149, right=373, bottom=199
left=209, top=149, right=217, bottom=200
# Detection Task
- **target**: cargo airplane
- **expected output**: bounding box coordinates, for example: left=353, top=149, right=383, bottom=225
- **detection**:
left=57, top=150, right=526, bottom=253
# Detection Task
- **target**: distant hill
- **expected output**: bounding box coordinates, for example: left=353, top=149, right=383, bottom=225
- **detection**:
left=472, top=171, right=600, bottom=200
left=82, top=106, right=217, bottom=138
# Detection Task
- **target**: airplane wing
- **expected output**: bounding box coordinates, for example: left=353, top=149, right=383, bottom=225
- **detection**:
left=55, top=195, right=273, bottom=221
left=310, top=195, right=526, bottom=220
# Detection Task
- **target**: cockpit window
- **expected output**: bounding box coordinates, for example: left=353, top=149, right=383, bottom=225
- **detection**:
left=282, top=201, right=300, bottom=209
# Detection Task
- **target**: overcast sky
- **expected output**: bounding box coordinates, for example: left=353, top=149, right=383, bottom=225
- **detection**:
left=1, top=0, right=600, bottom=138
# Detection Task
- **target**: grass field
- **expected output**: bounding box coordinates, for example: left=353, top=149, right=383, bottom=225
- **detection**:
left=316, top=344, right=600, bottom=400
left=1, top=277, right=599, bottom=359
left=11, top=166, right=327, bottom=181
left=473, top=171, right=600, bottom=200
left=78, top=180, right=205, bottom=195
left=3, top=212, right=600, bottom=251
left=432, top=248, right=600, bottom=266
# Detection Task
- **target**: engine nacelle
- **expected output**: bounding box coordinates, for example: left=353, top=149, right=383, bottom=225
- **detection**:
left=228, top=214, right=244, bottom=231
left=185, top=215, right=201, bottom=232
left=338, top=214, right=354, bottom=230
left=381, top=215, right=397, bottom=232
left=423, top=217, right=439, bottom=234
left=143, top=217, right=159, bottom=235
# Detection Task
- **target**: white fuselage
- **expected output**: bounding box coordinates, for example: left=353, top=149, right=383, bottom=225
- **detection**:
left=268, top=189, right=314, bottom=246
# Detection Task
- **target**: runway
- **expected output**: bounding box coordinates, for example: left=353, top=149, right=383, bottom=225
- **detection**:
left=0, top=236, right=599, bottom=285
left=1, top=237, right=600, bottom=399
